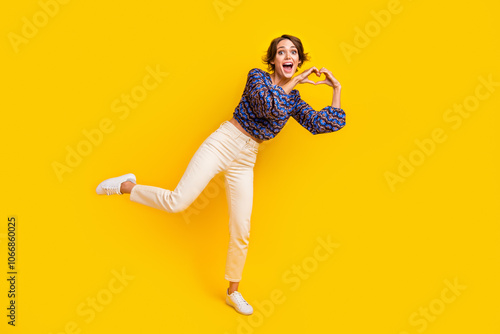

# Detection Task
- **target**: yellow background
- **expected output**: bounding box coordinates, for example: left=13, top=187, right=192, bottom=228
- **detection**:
left=1, top=0, right=499, bottom=333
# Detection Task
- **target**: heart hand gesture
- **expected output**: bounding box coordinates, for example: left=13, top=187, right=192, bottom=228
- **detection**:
left=295, top=66, right=321, bottom=85
left=295, top=67, right=341, bottom=89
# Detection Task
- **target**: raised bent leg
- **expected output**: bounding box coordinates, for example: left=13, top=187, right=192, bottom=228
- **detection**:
left=130, top=134, right=231, bottom=213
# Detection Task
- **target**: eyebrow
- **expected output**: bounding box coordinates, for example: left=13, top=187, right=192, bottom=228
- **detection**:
left=277, top=46, right=297, bottom=49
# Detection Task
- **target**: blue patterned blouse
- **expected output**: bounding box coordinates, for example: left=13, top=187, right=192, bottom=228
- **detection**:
left=233, top=68, right=346, bottom=141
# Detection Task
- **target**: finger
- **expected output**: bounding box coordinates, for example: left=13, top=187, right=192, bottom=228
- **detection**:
left=302, top=79, right=316, bottom=84
left=315, top=80, right=332, bottom=86
left=307, top=67, right=319, bottom=75
left=299, top=78, right=315, bottom=84
left=320, top=70, right=334, bottom=81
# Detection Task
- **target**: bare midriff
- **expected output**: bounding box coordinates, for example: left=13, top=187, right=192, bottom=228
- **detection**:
left=229, top=117, right=264, bottom=143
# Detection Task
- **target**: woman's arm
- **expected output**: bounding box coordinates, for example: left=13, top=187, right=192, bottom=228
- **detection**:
left=291, top=98, right=346, bottom=135
left=290, top=67, right=345, bottom=134
left=331, top=86, right=341, bottom=109
left=288, top=66, right=342, bottom=108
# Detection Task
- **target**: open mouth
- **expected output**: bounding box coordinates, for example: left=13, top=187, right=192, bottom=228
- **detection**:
left=282, top=62, right=293, bottom=73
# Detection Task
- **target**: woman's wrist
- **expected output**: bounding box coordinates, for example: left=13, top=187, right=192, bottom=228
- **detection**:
left=331, top=85, right=341, bottom=108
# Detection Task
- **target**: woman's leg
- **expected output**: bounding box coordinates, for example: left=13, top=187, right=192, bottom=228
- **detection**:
left=223, top=144, right=257, bottom=316
left=127, top=130, right=235, bottom=213
left=223, top=146, right=257, bottom=285
left=120, top=181, right=135, bottom=194
left=228, top=281, right=239, bottom=294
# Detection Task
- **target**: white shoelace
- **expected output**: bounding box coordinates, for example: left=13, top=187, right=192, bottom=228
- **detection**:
left=231, top=291, right=249, bottom=307
left=104, top=185, right=121, bottom=195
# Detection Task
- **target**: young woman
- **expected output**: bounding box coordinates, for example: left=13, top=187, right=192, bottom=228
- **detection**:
left=96, top=34, right=346, bottom=315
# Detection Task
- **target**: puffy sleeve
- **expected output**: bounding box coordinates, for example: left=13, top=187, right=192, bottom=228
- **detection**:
left=291, top=95, right=346, bottom=135
left=245, top=68, right=295, bottom=118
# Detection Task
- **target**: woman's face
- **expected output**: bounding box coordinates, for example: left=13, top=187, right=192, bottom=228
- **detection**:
left=271, top=39, right=301, bottom=81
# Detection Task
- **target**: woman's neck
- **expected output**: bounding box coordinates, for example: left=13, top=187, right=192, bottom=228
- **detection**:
left=270, top=72, right=291, bottom=88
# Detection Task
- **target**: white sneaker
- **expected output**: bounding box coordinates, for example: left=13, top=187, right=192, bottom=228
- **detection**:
left=96, top=173, right=136, bottom=195
left=226, top=289, right=253, bottom=315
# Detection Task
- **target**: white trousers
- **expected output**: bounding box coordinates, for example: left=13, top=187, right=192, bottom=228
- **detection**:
left=129, top=120, right=260, bottom=282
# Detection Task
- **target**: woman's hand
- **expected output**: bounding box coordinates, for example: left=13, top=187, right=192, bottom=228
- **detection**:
left=315, top=67, right=341, bottom=89
left=295, top=66, right=321, bottom=85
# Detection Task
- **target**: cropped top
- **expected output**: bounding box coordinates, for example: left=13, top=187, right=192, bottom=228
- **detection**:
left=233, top=68, right=346, bottom=141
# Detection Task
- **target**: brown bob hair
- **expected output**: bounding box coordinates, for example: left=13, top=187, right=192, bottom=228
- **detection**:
left=262, top=34, right=310, bottom=73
